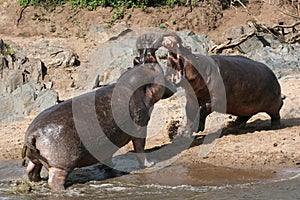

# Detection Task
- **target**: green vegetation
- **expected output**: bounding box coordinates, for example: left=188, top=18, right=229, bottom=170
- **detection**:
left=19, top=0, right=201, bottom=25
left=18, top=0, right=201, bottom=24
left=19, top=0, right=198, bottom=9
left=4, top=43, right=15, bottom=56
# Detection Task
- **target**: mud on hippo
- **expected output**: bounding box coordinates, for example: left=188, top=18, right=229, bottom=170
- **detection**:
left=22, top=62, right=175, bottom=191
left=136, top=32, right=284, bottom=135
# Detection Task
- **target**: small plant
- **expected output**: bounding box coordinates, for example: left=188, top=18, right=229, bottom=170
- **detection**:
left=159, top=24, right=166, bottom=29
left=167, top=0, right=186, bottom=7
left=4, top=43, right=15, bottom=56
left=109, top=6, right=126, bottom=25
left=71, top=18, right=78, bottom=24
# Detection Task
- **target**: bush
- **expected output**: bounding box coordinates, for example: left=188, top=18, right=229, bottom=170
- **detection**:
left=19, top=0, right=197, bottom=9
left=18, top=0, right=201, bottom=24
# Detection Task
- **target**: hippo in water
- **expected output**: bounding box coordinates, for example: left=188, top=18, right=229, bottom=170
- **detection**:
left=136, top=32, right=284, bottom=134
left=22, top=62, right=175, bottom=191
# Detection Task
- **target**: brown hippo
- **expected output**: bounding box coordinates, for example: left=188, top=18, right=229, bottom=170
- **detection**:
left=161, top=33, right=284, bottom=133
left=22, top=62, right=175, bottom=191
left=135, top=32, right=284, bottom=133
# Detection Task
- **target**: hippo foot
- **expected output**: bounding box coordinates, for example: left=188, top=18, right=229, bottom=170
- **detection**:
left=48, top=167, right=69, bottom=191
left=138, top=158, right=155, bottom=169
left=271, top=120, right=282, bottom=130
left=142, top=160, right=155, bottom=168
left=195, top=123, right=205, bottom=132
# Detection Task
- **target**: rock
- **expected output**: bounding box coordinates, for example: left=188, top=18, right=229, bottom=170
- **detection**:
left=17, top=39, right=79, bottom=99
left=32, top=89, right=58, bottom=112
left=76, top=30, right=216, bottom=94
left=5, top=70, right=23, bottom=94
left=0, top=82, right=58, bottom=123
left=88, top=23, right=131, bottom=42
left=237, top=35, right=264, bottom=54
left=246, top=44, right=300, bottom=78
left=22, top=40, right=79, bottom=69
left=0, top=83, right=35, bottom=123
left=176, top=30, right=216, bottom=55
left=75, top=36, right=136, bottom=93
left=222, top=26, right=245, bottom=41
left=0, top=38, right=62, bottom=123
left=260, top=34, right=281, bottom=48
left=12, top=83, right=37, bottom=108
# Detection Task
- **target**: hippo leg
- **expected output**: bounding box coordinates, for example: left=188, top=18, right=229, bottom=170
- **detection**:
left=196, top=104, right=211, bottom=132
left=26, top=160, right=42, bottom=182
left=48, top=167, right=69, bottom=191
left=268, top=100, right=283, bottom=129
left=132, top=137, right=154, bottom=168
left=185, top=98, right=208, bottom=134
left=188, top=103, right=211, bottom=133
left=230, top=116, right=252, bottom=128
left=268, top=113, right=281, bottom=129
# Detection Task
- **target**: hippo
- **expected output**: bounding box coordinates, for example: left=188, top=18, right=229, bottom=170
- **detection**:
left=22, top=62, right=175, bottom=191
left=160, top=33, right=284, bottom=133
left=135, top=32, right=284, bottom=134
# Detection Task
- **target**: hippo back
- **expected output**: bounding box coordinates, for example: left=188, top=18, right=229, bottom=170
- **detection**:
left=24, top=84, right=133, bottom=171
left=211, top=55, right=282, bottom=115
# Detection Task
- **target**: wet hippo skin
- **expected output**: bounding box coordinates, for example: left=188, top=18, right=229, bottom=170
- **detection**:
left=22, top=62, right=175, bottom=191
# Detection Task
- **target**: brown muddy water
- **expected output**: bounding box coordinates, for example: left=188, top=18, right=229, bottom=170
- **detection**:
left=0, top=159, right=299, bottom=200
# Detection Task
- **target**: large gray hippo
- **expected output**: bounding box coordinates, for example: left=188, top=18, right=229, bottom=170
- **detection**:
left=22, top=62, right=175, bottom=191
left=135, top=32, right=284, bottom=134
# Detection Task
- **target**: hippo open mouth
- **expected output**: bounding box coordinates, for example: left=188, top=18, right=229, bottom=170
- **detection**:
left=166, top=51, right=185, bottom=86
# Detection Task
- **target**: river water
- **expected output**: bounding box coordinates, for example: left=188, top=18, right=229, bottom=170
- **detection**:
left=0, top=160, right=299, bottom=199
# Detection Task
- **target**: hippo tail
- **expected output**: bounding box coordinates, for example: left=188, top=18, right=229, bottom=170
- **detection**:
left=21, top=131, right=38, bottom=167
left=21, top=144, right=27, bottom=166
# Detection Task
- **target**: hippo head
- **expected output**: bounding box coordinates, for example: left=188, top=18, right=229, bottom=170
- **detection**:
left=135, top=32, right=164, bottom=64
left=161, top=33, right=186, bottom=86
left=120, top=62, right=176, bottom=104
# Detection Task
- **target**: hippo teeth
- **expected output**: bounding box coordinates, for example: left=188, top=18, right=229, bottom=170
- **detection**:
left=171, top=74, right=175, bottom=82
